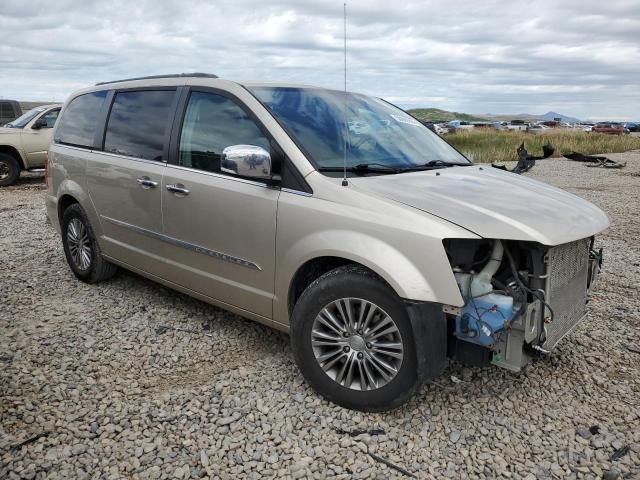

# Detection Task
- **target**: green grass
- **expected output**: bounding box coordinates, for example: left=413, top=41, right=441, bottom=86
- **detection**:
left=407, top=108, right=488, bottom=123
left=444, top=129, right=640, bottom=163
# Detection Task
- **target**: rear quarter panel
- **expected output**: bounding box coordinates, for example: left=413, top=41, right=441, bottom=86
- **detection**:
left=47, top=144, right=94, bottom=235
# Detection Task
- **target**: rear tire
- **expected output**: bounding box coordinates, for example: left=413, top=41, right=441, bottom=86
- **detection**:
left=291, top=265, right=419, bottom=411
left=61, top=204, right=117, bottom=283
left=0, top=153, right=20, bottom=187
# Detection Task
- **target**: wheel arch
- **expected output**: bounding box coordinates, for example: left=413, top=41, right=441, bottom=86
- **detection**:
left=287, top=256, right=394, bottom=318
left=0, top=145, right=25, bottom=170
left=54, top=179, right=103, bottom=238
left=57, top=194, right=80, bottom=224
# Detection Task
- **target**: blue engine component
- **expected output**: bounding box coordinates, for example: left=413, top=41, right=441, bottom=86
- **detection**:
left=455, top=292, right=515, bottom=347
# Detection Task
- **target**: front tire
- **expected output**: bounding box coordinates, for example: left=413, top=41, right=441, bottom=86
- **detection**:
left=0, top=153, right=20, bottom=187
left=291, top=265, right=419, bottom=411
left=61, top=204, right=117, bottom=283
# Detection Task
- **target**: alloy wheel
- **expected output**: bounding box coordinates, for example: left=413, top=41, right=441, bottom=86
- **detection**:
left=311, top=298, right=404, bottom=391
left=67, top=218, right=92, bottom=270
left=0, top=161, right=9, bottom=180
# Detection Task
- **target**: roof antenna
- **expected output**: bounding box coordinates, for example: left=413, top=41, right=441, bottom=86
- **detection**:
left=342, top=2, right=349, bottom=187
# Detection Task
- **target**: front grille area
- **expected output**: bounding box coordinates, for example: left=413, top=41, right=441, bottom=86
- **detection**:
left=542, top=239, right=590, bottom=349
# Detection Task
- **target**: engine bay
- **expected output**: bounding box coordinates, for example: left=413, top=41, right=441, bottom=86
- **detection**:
left=443, top=237, right=600, bottom=371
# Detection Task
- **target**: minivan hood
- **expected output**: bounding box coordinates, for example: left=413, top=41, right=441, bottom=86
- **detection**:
left=350, top=165, right=609, bottom=245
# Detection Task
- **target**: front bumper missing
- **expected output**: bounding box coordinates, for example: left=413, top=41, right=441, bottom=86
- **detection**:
left=492, top=242, right=603, bottom=370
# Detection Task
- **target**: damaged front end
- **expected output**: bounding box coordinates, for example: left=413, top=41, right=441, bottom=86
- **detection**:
left=443, top=237, right=603, bottom=372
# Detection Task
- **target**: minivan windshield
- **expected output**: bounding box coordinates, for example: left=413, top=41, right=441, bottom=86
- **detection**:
left=249, top=87, right=470, bottom=175
left=4, top=106, right=47, bottom=129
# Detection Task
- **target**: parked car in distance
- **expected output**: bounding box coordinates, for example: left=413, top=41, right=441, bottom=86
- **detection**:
left=47, top=74, right=607, bottom=411
left=0, top=100, right=22, bottom=126
left=591, top=123, right=629, bottom=135
left=503, top=123, right=528, bottom=131
left=0, top=104, right=62, bottom=186
left=622, top=122, right=639, bottom=132
left=434, top=123, right=451, bottom=135
left=447, top=120, right=474, bottom=130
left=526, top=124, right=550, bottom=134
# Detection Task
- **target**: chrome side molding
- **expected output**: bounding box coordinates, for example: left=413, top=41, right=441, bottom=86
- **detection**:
left=101, top=216, right=262, bottom=271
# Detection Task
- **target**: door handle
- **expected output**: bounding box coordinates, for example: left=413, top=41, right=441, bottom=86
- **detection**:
left=166, top=183, right=190, bottom=196
left=137, top=177, right=158, bottom=189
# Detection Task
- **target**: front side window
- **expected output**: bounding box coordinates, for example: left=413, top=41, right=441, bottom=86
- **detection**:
left=104, top=90, right=175, bottom=161
left=55, top=91, right=107, bottom=147
left=37, top=109, right=60, bottom=128
left=249, top=87, right=470, bottom=175
left=179, top=91, right=269, bottom=174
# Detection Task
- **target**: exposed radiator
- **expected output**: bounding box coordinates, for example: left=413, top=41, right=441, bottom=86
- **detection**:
left=542, top=239, right=590, bottom=349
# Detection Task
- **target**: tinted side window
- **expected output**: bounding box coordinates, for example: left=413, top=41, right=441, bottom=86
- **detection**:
left=55, top=91, right=107, bottom=147
left=104, top=90, right=175, bottom=161
left=179, top=91, right=269, bottom=173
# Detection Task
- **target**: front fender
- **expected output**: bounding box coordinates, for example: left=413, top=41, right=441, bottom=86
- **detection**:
left=274, top=229, right=465, bottom=325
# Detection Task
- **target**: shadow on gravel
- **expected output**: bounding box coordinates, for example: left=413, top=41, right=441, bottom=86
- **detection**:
left=4, top=174, right=45, bottom=190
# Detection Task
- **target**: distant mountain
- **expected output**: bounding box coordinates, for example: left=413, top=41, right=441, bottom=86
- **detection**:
left=406, top=108, right=488, bottom=123
left=540, top=111, right=580, bottom=123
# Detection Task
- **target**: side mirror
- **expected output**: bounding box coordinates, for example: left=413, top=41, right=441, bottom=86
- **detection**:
left=32, top=119, right=46, bottom=130
left=221, top=145, right=274, bottom=181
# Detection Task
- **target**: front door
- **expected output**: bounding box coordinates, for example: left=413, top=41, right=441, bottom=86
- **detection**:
left=162, top=90, right=279, bottom=318
left=87, top=89, right=176, bottom=276
left=23, top=108, right=60, bottom=166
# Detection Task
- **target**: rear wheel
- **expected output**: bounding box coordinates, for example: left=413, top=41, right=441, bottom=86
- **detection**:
left=0, top=153, right=20, bottom=187
left=291, top=265, right=418, bottom=411
left=61, top=203, right=117, bottom=283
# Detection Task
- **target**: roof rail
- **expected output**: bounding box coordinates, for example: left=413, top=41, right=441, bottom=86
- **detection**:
left=95, top=72, right=219, bottom=86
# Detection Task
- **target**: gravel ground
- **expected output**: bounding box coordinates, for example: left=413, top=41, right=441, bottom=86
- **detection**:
left=1, top=153, right=639, bottom=480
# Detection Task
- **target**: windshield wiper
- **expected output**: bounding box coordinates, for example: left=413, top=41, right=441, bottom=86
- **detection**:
left=396, top=160, right=471, bottom=172
left=317, top=163, right=400, bottom=175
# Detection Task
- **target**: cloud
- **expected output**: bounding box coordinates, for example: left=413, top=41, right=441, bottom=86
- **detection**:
left=0, top=0, right=638, bottom=119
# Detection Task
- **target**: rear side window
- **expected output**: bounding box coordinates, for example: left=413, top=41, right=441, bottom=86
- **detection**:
left=55, top=91, right=107, bottom=147
left=104, top=90, right=175, bottom=161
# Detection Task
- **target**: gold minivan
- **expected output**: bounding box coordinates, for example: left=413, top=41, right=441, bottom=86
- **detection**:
left=47, top=73, right=607, bottom=410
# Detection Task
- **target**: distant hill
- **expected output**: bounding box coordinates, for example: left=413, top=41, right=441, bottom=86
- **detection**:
left=482, top=111, right=581, bottom=123
left=406, top=108, right=488, bottom=123
left=20, top=101, right=58, bottom=111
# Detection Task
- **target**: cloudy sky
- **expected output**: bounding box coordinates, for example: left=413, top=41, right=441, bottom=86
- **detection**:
left=1, top=0, right=638, bottom=120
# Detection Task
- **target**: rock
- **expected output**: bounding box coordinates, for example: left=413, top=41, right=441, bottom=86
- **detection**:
left=218, top=416, right=237, bottom=426
left=71, top=444, right=87, bottom=455
left=576, top=427, right=592, bottom=439
left=450, top=431, right=462, bottom=444
left=603, top=468, right=620, bottom=480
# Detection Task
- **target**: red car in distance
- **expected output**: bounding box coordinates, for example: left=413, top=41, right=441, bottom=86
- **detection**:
left=592, top=123, right=629, bottom=135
